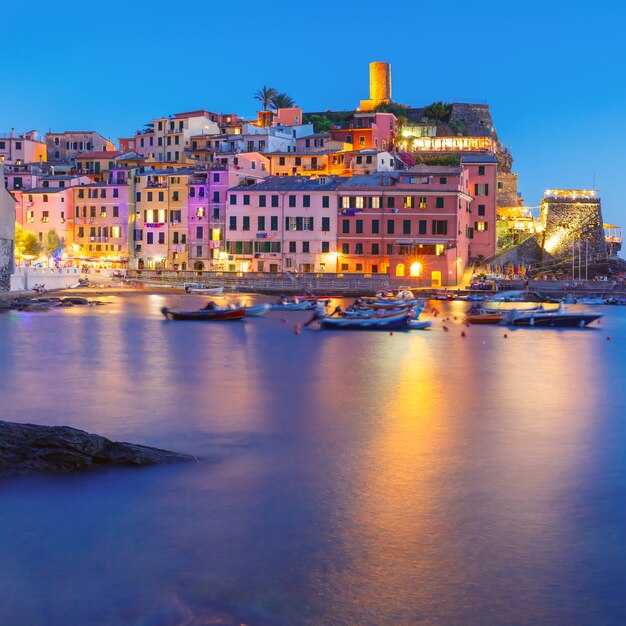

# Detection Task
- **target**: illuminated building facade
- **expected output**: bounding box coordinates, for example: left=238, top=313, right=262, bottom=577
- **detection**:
left=0, top=130, right=47, bottom=165
left=45, top=131, right=113, bottom=162
left=336, top=168, right=473, bottom=285
left=0, top=164, right=15, bottom=290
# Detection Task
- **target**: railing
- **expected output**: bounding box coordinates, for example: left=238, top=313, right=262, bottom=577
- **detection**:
left=146, top=181, right=167, bottom=188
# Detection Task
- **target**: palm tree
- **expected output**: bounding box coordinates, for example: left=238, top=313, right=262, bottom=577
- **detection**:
left=271, top=92, right=295, bottom=110
left=254, top=85, right=278, bottom=111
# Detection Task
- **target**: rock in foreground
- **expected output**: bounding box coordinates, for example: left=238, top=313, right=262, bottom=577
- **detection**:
left=0, top=420, right=195, bottom=475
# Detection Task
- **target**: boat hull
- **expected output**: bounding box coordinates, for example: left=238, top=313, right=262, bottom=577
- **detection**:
left=319, top=313, right=410, bottom=330
left=244, top=304, right=271, bottom=317
left=507, top=313, right=602, bottom=327
left=161, top=306, right=245, bottom=321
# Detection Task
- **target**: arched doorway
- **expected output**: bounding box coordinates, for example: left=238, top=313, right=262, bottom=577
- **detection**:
left=409, top=262, right=422, bottom=277
left=395, top=263, right=405, bottom=277
left=431, top=271, right=441, bottom=287
left=194, top=261, right=204, bottom=271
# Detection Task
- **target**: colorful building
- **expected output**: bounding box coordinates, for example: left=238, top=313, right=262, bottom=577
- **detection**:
left=0, top=130, right=47, bottom=165
left=328, top=112, right=397, bottom=151
left=226, top=176, right=340, bottom=273
left=0, top=164, right=16, bottom=290
left=45, top=131, right=114, bottom=162
left=336, top=168, right=473, bottom=285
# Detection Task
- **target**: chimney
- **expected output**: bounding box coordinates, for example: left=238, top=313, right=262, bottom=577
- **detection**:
left=10, top=128, right=15, bottom=138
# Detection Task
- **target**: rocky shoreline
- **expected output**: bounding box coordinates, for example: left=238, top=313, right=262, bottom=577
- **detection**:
left=0, top=420, right=195, bottom=475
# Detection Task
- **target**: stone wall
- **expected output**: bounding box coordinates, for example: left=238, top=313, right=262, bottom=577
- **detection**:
left=497, top=172, right=523, bottom=208
left=0, top=238, right=12, bottom=291
left=540, top=197, right=607, bottom=260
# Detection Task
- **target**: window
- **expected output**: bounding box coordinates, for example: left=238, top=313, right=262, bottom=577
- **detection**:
left=371, top=219, right=379, bottom=234
left=259, top=195, right=266, bottom=208
left=371, top=243, right=379, bottom=254
left=436, top=197, right=444, bottom=209
left=387, top=220, right=395, bottom=234
left=303, top=195, right=310, bottom=208
left=271, top=195, right=279, bottom=208
left=478, top=204, right=486, bottom=216
left=474, top=183, right=489, bottom=196
left=288, top=195, right=296, bottom=208
left=78, top=227, right=84, bottom=237
left=42, top=211, right=49, bottom=223
left=322, top=217, right=330, bottom=232
left=419, top=196, right=427, bottom=209
left=147, top=232, right=154, bottom=244
left=113, top=189, right=119, bottom=198
left=243, top=216, right=250, bottom=231
left=439, top=177, right=447, bottom=184
left=147, top=192, right=153, bottom=201
left=158, top=232, right=165, bottom=245
left=43, top=194, right=48, bottom=203
left=197, top=246, right=203, bottom=257
left=257, top=216, right=265, bottom=231
left=342, top=243, right=349, bottom=254
left=230, top=194, right=236, bottom=205
left=243, top=195, right=250, bottom=205
left=370, top=197, right=380, bottom=209
left=403, top=220, right=411, bottom=235
left=432, top=220, right=448, bottom=235
left=302, top=241, right=310, bottom=253
left=196, top=226, right=203, bottom=239
left=475, top=221, right=488, bottom=231
left=90, top=206, right=96, bottom=218
left=303, top=217, right=314, bottom=230
left=158, top=192, right=164, bottom=202
left=387, top=196, right=395, bottom=208
left=197, top=207, right=205, bottom=218
left=100, top=208, right=107, bottom=218
left=404, top=196, right=414, bottom=209
left=466, top=226, right=474, bottom=239
left=78, top=189, right=84, bottom=198
left=321, top=241, right=330, bottom=253
left=229, top=216, right=237, bottom=230
left=356, top=219, right=363, bottom=234
left=419, top=220, right=427, bottom=235
left=322, top=196, right=330, bottom=208
left=270, top=216, right=278, bottom=231
left=279, top=157, right=285, bottom=166
left=173, top=232, right=179, bottom=244
left=289, top=241, right=296, bottom=253
left=498, top=181, right=504, bottom=191
left=172, top=191, right=179, bottom=201
left=478, top=165, right=485, bottom=176
left=342, top=219, right=350, bottom=234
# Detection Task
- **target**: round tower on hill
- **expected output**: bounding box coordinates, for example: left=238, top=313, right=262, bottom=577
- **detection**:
left=370, top=61, right=391, bottom=105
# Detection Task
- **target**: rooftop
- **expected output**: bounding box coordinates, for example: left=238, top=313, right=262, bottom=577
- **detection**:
left=75, top=151, right=122, bottom=160
left=229, top=175, right=340, bottom=192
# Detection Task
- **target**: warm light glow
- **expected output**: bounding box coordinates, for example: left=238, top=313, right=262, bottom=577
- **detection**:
left=409, top=262, right=422, bottom=277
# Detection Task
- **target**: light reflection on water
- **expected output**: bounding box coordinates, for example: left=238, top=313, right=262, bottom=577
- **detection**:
left=0, top=295, right=625, bottom=625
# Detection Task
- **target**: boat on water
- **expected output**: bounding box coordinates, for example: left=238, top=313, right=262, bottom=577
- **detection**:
left=465, top=305, right=551, bottom=325
left=244, top=303, right=271, bottom=317
left=503, top=307, right=602, bottom=328
left=161, top=305, right=245, bottom=321
left=184, top=284, right=224, bottom=295
left=319, top=312, right=410, bottom=331
left=354, top=297, right=422, bottom=310
left=408, top=320, right=432, bottom=330
left=341, top=304, right=423, bottom=318
left=485, top=290, right=557, bottom=303
left=270, top=300, right=321, bottom=311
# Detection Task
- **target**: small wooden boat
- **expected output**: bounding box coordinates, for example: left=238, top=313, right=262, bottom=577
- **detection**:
left=341, top=304, right=421, bottom=318
left=408, top=320, right=432, bottom=330
left=244, top=303, right=271, bottom=317
left=354, top=298, right=421, bottom=310
left=319, top=312, right=410, bottom=330
left=465, top=311, right=507, bottom=325
left=161, top=306, right=244, bottom=321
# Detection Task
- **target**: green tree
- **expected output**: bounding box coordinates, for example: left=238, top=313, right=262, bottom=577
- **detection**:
left=45, top=230, right=65, bottom=261
left=14, top=223, right=42, bottom=260
left=423, top=101, right=453, bottom=123
left=271, top=92, right=295, bottom=110
left=254, top=85, right=278, bottom=111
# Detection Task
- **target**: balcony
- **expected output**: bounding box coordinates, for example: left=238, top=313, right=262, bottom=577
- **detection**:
left=146, top=181, right=168, bottom=188
left=90, top=237, right=110, bottom=243
left=166, top=127, right=184, bottom=134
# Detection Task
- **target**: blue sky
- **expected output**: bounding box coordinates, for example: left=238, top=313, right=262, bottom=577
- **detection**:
left=2, top=0, right=625, bottom=225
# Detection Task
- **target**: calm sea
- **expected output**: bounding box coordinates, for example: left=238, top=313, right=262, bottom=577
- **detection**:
left=1, top=294, right=625, bottom=625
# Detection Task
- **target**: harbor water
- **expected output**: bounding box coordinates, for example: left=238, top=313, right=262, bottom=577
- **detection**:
left=1, top=294, right=625, bottom=625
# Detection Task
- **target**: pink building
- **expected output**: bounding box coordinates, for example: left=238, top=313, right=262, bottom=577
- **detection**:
left=461, top=155, right=498, bottom=259
left=226, top=176, right=340, bottom=273
left=0, top=130, right=47, bottom=165
left=337, top=168, right=473, bottom=286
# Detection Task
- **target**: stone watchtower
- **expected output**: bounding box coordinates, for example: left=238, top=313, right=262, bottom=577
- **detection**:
left=539, top=190, right=606, bottom=261
left=360, top=62, right=392, bottom=111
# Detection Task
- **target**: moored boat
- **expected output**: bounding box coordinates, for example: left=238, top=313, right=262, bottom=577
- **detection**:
left=319, top=312, right=410, bottom=330
left=184, top=285, right=224, bottom=295
left=244, top=303, right=271, bottom=317
left=503, top=307, right=602, bottom=328
left=161, top=306, right=245, bottom=321
left=270, top=300, right=321, bottom=311
left=408, top=320, right=432, bottom=330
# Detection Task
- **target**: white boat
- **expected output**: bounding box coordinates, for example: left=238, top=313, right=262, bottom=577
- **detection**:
left=244, top=303, right=271, bottom=317
left=408, top=320, right=432, bottom=330
left=184, top=285, right=224, bottom=295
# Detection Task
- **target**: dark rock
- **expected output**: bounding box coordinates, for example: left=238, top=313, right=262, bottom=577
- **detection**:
left=0, top=420, right=195, bottom=475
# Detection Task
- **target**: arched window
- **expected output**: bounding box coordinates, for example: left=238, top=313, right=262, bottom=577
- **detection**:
left=395, top=263, right=405, bottom=277
left=410, top=262, right=422, bottom=277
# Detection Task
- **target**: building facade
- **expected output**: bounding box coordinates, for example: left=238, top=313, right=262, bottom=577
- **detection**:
left=0, top=165, right=16, bottom=290
left=0, top=130, right=47, bottom=165
left=45, top=131, right=114, bottom=162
